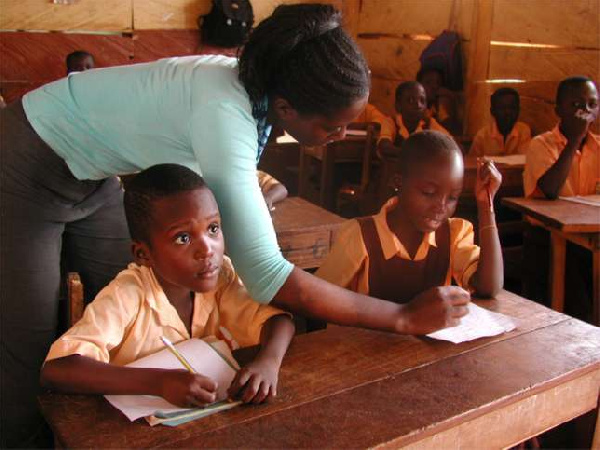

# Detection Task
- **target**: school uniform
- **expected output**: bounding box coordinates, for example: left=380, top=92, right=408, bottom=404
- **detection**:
left=523, top=126, right=600, bottom=197
left=470, top=121, right=532, bottom=157
left=257, top=170, right=282, bottom=195
left=355, top=103, right=396, bottom=143
left=315, top=197, right=480, bottom=302
left=46, top=257, right=287, bottom=366
left=394, top=114, right=451, bottom=144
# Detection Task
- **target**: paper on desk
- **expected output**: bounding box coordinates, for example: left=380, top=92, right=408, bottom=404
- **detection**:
left=427, top=302, right=516, bottom=344
left=276, top=133, right=298, bottom=144
left=105, top=339, right=238, bottom=422
left=489, top=154, right=526, bottom=166
left=559, top=195, right=600, bottom=207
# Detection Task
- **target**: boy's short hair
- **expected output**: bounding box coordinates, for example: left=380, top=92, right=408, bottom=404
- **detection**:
left=66, top=50, right=94, bottom=72
left=199, top=0, right=254, bottom=48
left=395, top=81, right=422, bottom=102
left=491, top=87, right=520, bottom=108
left=398, top=131, right=461, bottom=177
left=124, top=164, right=207, bottom=243
left=556, top=76, right=593, bottom=104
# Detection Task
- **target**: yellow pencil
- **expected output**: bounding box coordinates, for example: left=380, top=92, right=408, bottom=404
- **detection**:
left=160, top=336, right=197, bottom=374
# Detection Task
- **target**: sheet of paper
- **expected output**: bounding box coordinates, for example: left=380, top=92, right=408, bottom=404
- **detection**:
left=559, top=195, right=600, bottom=207
left=489, top=154, right=526, bottom=166
left=345, top=129, right=368, bottom=137
left=427, top=302, right=516, bottom=344
left=276, top=133, right=298, bottom=144
left=105, top=339, right=238, bottom=422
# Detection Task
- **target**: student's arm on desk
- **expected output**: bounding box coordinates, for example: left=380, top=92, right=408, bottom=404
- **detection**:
left=536, top=119, right=588, bottom=199
left=228, top=315, right=294, bottom=404
left=262, top=183, right=288, bottom=210
left=271, top=268, right=470, bottom=335
left=41, top=356, right=218, bottom=407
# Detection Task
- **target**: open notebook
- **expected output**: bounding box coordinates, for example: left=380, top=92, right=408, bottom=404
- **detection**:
left=105, top=339, right=241, bottom=427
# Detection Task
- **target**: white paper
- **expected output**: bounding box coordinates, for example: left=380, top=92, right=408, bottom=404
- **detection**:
left=275, top=133, right=298, bottom=144
left=345, top=129, right=368, bottom=137
left=489, top=154, right=526, bottom=166
left=427, top=302, right=516, bottom=344
left=105, top=339, right=238, bottom=421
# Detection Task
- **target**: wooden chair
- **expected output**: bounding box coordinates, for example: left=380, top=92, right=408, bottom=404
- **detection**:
left=67, top=272, right=84, bottom=327
left=298, top=122, right=379, bottom=212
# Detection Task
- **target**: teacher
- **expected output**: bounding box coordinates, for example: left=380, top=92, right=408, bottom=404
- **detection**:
left=0, top=4, right=468, bottom=447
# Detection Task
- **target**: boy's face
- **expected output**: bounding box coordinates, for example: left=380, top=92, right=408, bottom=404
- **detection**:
left=71, top=55, right=95, bottom=73
left=275, top=95, right=368, bottom=147
left=398, top=150, right=464, bottom=233
left=556, top=81, right=599, bottom=131
left=134, top=188, right=225, bottom=294
left=396, top=84, right=427, bottom=123
left=491, top=94, right=519, bottom=135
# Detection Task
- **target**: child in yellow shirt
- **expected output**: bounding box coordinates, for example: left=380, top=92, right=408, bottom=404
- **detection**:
left=257, top=170, right=288, bottom=210
left=317, top=131, right=503, bottom=303
left=41, top=164, right=294, bottom=407
left=379, top=82, right=451, bottom=158
left=470, top=88, right=531, bottom=157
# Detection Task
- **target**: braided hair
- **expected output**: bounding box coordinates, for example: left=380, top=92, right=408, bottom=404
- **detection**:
left=124, top=164, right=207, bottom=243
left=238, top=3, right=370, bottom=117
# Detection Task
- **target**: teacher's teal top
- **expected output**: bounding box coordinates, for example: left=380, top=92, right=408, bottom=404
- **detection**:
left=22, top=54, right=293, bottom=303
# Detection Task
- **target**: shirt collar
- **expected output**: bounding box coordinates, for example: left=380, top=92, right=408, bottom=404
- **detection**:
left=491, top=120, right=519, bottom=142
left=373, top=197, right=437, bottom=261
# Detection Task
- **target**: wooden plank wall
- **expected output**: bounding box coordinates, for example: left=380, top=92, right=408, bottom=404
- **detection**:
left=1, top=0, right=598, bottom=136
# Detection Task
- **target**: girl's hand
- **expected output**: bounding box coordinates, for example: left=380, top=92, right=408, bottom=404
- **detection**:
left=159, top=369, right=218, bottom=408
left=475, top=158, right=502, bottom=208
left=227, top=356, right=280, bottom=404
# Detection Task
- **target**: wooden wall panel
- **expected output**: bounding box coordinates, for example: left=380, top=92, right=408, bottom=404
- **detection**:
left=133, top=0, right=211, bottom=30
left=357, top=0, right=475, bottom=40
left=489, top=47, right=600, bottom=82
left=358, top=37, right=429, bottom=82
left=0, top=31, right=133, bottom=81
left=132, top=30, right=200, bottom=63
left=491, top=0, right=600, bottom=48
left=369, top=76, right=397, bottom=116
left=0, top=0, right=132, bottom=31
left=252, top=0, right=344, bottom=25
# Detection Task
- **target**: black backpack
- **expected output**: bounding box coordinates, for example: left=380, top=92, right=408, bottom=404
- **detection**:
left=419, top=30, right=463, bottom=91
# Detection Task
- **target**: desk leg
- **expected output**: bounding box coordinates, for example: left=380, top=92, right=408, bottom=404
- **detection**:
left=321, top=145, right=335, bottom=210
left=592, top=404, right=599, bottom=450
left=593, top=249, right=600, bottom=326
left=550, top=232, right=566, bottom=312
left=298, top=147, right=310, bottom=200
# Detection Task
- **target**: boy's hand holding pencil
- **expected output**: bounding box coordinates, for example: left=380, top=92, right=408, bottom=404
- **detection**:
left=475, top=158, right=502, bottom=210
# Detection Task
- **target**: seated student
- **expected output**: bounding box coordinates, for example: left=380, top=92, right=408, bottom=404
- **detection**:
left=41, top=164, right=295, bottom=406
left=379, top=81, right=451, bottom=157
left=317, top=131, right=503, bottom=302
left=471, top=88, right=532, bottom=157
left=524, top=76, right=599, bottom=199
left=197, top=0, right=254, bottom=57
left=353, top=103, right=396, bottom=156
left=257, top=170, right=288, bottom=210
left=66, top=50, right=95, bottom=74
left=417, top=67, right=459, bottom=134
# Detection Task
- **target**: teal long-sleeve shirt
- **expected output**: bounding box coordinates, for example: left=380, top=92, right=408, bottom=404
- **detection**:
left=22, top=54, right=293, bottom=303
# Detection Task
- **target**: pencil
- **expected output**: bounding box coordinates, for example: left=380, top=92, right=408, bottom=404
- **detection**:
left=160, top=336, right=197, bottom=374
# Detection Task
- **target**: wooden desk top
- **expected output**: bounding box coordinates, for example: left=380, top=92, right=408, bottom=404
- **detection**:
left=40, top=291, right=600, bottom=448
left=503, top=197, right=600, bottom=233
left=271, top=197, right=344, bottom=235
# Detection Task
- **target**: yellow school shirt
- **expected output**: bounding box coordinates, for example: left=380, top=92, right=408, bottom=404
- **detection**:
left=394, top=114, right=451, bottom=141
left=257, top=170, right=282, bottom=194
left=470, top=121, right=531, bottom=157
left=355, top=103, right=396, bottom=143
left=523, top=126, right=600, bottom=197
left=315, top=197, right=480, bottom=294
left=45, top=257, right=286, bottom=366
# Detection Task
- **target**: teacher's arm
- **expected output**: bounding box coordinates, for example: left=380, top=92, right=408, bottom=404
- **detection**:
left=192, top=102, right=468, bottom=335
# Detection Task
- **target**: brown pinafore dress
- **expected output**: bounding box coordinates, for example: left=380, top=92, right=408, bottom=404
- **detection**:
left=357, top=217, right=451, bottom=304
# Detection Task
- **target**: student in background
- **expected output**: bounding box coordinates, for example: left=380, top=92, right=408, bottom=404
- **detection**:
left=417, top=67, right=459, bottom=134
left=317, top=131, right=503, bottom=304
left=66, top=50, right=95, bottom=74
left=353, top=103, right=396, bottom=156
left=524, top=76, right=599, bottom=199
left=379, top=81, right=451, bottom=157
left=197, top=0, right=254, bottom=57
left=522, top=76, right=598, bottom=317
left=470, top=88, right=532, bottom=157
left=257, top=170, right=288, bottom=210
left=41, top=164, right=295, bottom=406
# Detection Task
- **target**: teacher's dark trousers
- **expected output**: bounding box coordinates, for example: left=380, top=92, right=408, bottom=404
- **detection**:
left=0, top=100, right=131, bottom=447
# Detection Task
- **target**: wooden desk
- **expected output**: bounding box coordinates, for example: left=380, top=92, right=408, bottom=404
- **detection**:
left=272, top=197, right=345, bottom=269
left=503, top=196, right=600, bottom=324
left=40, top=291, right=600, bottom=448
left=463, top=156, right=524, bottom=198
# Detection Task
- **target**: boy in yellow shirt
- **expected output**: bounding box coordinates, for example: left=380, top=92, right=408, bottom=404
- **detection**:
left=317, top=131, right=503, bottom=302
left=470, top=88, right=531, bottom=157
left=41, top=164, right=294, bottom=407
left=257, top=170, right=288, bottom=210
left=524, top=76, right=599, bottom=199
left=379, top=82, right=451, bottom=158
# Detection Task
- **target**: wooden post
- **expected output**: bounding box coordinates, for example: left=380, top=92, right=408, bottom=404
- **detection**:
left=463, top=0, right=494, bottom=137
left=341, top=0, right=360, bottom=39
